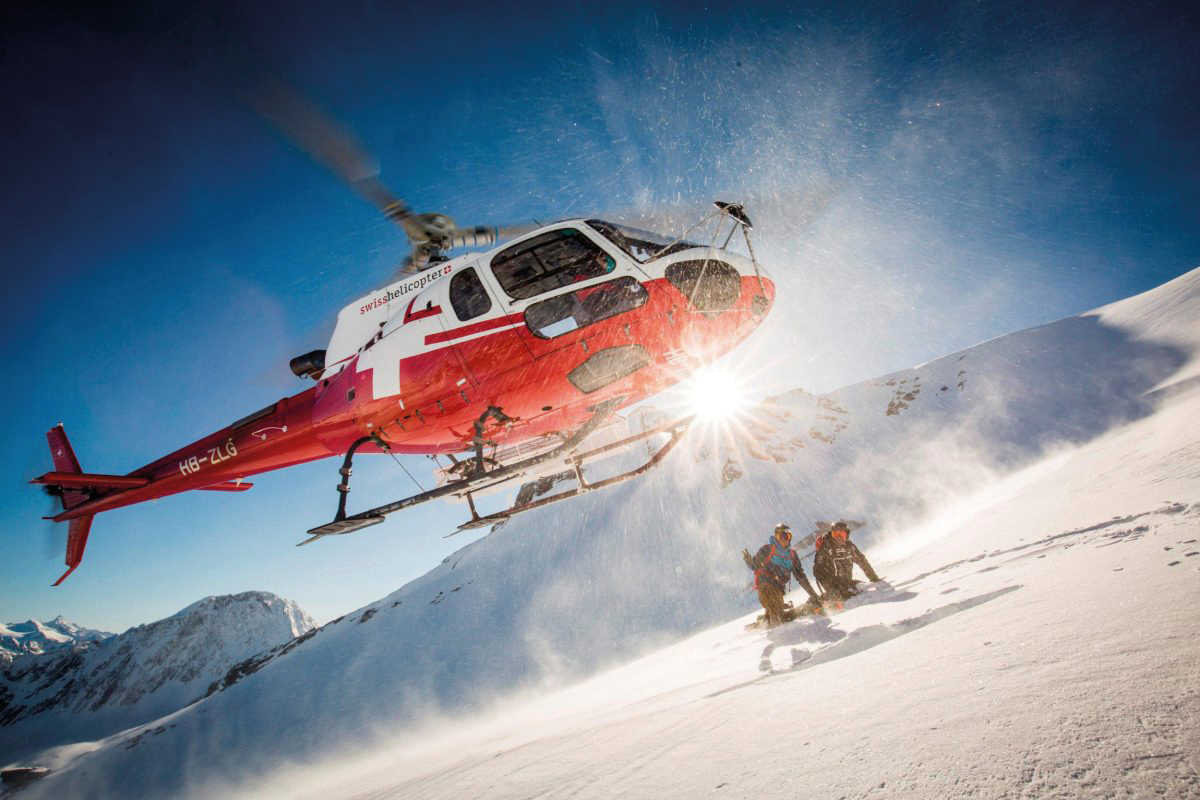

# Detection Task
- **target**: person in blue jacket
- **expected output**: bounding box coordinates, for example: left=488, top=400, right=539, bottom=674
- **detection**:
left=743, top=523, right=822, bottom=627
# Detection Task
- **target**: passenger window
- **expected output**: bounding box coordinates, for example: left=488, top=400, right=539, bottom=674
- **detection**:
left=491, top=228, right=615, bottom=300
left=449, top=268, right=492, bottom=321
left=525, top=277, right=648, bottom=339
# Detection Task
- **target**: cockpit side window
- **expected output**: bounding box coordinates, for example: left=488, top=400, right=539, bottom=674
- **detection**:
left=665, top=259, right=742, bottom=313
left=449, top=268, right=492, bottom=321
left=491, top=228, right=615, bottom=300
left=525, top=277, right=648, bottom=339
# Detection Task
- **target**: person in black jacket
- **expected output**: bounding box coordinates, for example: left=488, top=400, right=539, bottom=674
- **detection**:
left=742, top=523, right=822, bottom=627
left=812, top=520, right=882, bottom=602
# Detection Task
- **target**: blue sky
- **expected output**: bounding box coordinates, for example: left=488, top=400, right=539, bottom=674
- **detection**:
left=2, top=0, right=1198, bottom=632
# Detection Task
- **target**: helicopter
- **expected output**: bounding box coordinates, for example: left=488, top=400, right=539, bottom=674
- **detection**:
left=32, top=86, right=776, bottom=585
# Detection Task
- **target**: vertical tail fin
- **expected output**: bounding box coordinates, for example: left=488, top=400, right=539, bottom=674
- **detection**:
left=53, top=515, right=94, bottom=586
left=46, top=424, right=89, bottom=511
left=43, top=425, right=93, bottom=585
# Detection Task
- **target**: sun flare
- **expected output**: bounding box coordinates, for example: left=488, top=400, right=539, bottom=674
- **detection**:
left=687, top=365, right=751, bottom=420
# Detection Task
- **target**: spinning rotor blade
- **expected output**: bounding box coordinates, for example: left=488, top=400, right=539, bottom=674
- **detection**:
left=255, top=82, right=536, bottom=275
left=41, top=493, right=66, bottom=562
left=252, top=82, right=428, bottom=244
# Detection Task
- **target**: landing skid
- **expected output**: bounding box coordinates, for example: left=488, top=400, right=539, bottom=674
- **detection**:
left=453, top=415, right=692, bottom=533
left=300, top=400, right=692, bottom=546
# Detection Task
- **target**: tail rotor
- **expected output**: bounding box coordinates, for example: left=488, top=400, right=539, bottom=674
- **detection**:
left=41, top=486, right=67, bottom=562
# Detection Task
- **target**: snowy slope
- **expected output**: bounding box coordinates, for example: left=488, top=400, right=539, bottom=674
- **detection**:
left=256, top=413, right=1199, bottom=800
left=0, top=591, right=313, bottom=758
left=0, top=618, right=112, bottom=666
left=5, top=267, right=1198, bottom=798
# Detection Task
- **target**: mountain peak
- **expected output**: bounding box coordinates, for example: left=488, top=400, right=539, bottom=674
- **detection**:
left=170, top=591, right=315, bottom=638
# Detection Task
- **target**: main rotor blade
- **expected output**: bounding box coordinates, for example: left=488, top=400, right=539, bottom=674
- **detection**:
left=252, top=81, right=426, bottom=242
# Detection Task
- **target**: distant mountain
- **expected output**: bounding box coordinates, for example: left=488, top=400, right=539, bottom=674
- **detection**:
left=0, top=617, right=113, bottom=666
left=0, top=591, right=313, bottom=756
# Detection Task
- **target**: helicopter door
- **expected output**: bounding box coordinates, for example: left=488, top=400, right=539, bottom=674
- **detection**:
left=488, top=227, right=625, bottom=361
left=434, top=265, right=533, bottom=396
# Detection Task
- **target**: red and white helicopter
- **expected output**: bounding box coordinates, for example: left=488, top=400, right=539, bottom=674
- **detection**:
left=32, top=88, right=776, bottom=585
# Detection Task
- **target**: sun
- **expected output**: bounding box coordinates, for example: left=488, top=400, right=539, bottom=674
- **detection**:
left=687, top=365, right=751, bottom=420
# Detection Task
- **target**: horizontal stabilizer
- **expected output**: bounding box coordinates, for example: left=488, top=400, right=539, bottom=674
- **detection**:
left=32, top=471, right=150, bottom=490
left=197, top=480, right=254, bottom=492
left=53, top=515, right=94, bottom=586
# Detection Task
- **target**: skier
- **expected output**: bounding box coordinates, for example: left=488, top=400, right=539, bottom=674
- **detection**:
left=812, top=520, right=882, bottom=603
left=743, top=523, right=822, bottom=627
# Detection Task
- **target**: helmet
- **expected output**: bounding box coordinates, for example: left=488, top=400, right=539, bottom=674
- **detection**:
left=831, top=520, right=850, bottom=532
left=774, top=523, right=792, bottom=542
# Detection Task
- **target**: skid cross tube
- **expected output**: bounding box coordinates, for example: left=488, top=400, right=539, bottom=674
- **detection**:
left=299, top=399, right=623, bottom=545
left=454, top=415, right=694, bottom=531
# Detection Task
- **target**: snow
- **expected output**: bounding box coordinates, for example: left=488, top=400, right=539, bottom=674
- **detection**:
left=4, top=268, right=1199, bottom=798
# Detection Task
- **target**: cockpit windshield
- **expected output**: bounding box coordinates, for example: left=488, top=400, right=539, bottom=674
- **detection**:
left=586, top=220, right=697, bottom=263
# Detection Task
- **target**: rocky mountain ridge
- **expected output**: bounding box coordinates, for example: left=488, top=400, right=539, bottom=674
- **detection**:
left=0, top=590, right=313, bottom=756
left=0, top=617, right=113, bottom=667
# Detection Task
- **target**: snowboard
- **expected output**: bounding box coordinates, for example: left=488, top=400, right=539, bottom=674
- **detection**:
left=744, top=580, right=892, bottom=630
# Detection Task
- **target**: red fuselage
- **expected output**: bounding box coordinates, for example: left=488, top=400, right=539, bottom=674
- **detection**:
left=52, top=222, right=775, bottom=524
